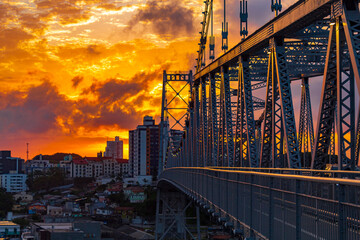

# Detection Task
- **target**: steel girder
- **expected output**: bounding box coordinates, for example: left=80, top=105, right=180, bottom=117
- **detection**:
left=342, top=0, right=360, bottom=92
left=311, top=24, right=337, bottom=170
left=342, top=0, right=360, bottom=169
left=273, top=40, right=302, bottom=168
left=356, top=105, right=360, bottom=165
left=234, top=68, right=246, bottom=167
left=194, top=84, right=200, bottom=167
left=271, top=54, right=284, bottom=168
left=218, top=66, right=234, bottom=166
left=260, top=52, right=274, bottom=168
left=239, top=57, right=258, bottom=167
left=196, top=0, right=213, bottom=73
left=200, top=78, right=208, bottom=166
left=208, top=73, right=218, bottom=166
left=260, top=47, right=287, bottom=168
left=298, top=77, right=315, bottom=168
left=312, top=2, right=360, bottom=170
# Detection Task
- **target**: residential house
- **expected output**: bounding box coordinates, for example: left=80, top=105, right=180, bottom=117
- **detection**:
left=124, top=186, right=146, bottom=203
left=95, top=207, right=113, bottom=216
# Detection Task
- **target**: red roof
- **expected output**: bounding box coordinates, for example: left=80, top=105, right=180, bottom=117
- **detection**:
left=76, top=157, right=129, bottom=164
left=125, top=186, right=144, bottom=193
left=73, top=159, right=88, bottom=165
left=116, top=158, right=128, bottom=164
left=85, top=157, right=102, bottom=162
left=116, top=207, right=134, bottom=211
left=107, top=188, right=122, bottom=192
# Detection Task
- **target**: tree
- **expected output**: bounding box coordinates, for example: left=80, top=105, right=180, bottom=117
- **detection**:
left=116, top=172, right=123, bottom=182
left=12, top=218, right=30, bottom=229
left=108, top=193, right=129, bottom=205
left=27, top=167, right=66, bottom=192
left=0, top=188, right=13, bottom=218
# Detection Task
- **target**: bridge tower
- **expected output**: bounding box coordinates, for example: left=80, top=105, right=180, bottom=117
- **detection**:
left=159, top=71, right=192, bottom=173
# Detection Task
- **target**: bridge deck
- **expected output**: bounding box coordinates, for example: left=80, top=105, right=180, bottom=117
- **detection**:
left=160, top=168, right=360, bottom=239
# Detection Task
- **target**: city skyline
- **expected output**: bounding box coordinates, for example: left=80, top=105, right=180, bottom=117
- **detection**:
left=0, top=0, right=296, bottom=159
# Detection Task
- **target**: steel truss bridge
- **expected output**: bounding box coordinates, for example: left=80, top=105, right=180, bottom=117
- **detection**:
left=156, top=0, right=360, bottom=239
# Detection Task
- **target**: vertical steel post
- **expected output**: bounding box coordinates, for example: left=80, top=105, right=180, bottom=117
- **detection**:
left=295, top=180, right=301, bottom=240
left=298, top=77, right=315, bottom=167
left=273, top=39, right=301, bottom=168
left=209, top=73, right=218, bottom=166
left=260, top=51, right=274, bottom=167
left=223, top=66, right=234, bottom=166
left=312, top=24, right=337, bottom=169
left=201, top=78, right=208, bottom=166
left=196, top=206, right=201, bottom=240
left=338, top=184, right=345, bottom=239
left=240, top=56, right=258, bottom=167
left=268, top=177, right=273, bottom=239
left=155, top=188, right=161, bottom=240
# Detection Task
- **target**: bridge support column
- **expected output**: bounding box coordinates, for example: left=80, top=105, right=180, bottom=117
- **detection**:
left=218, top=65, right=234, bottom=166
left=312, top=1, right=360, bottom=170
left=155, top=188, right=198, bottom=240
left=208, top=73, right=218, bottom=166
left=298, top=77, right=314, bottom=168
left=235, top=56, right=258, bottom=167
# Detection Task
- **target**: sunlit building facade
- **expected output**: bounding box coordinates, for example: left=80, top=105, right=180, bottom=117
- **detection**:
left=129, top=116, right=160, bottom=178
left=104, top=136, right=123, bottom=159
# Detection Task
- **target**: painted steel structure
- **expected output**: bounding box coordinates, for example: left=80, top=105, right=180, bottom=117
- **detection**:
left=159, top=167, right=360, bottom=239
left=157, top=0, right=360, bottom=239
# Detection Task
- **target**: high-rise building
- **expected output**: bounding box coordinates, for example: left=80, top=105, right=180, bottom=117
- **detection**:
left=129, top=116, right=160, bottom=177
left=104, top=136, right=123, bottom=159
left=0, top=151, right=24, bottom=174
left=0, top=173, right=27, bottom=192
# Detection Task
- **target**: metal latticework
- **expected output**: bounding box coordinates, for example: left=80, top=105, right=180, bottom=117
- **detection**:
left=298, top=77, right=315, bottom=168
left=159, top=71, right=192, bottom=173
left=312, top=2, right=360, bottom=170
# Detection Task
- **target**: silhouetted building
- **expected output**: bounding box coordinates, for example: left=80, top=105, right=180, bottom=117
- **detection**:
left=0, top=151, right=24, bottom=174
left=104, top=136, right=123, bottom=159
left=129, top=116, right=160, bottom=177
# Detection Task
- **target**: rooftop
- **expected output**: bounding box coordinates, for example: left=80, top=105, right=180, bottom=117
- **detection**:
left=0, top=221, right=18, bottom=226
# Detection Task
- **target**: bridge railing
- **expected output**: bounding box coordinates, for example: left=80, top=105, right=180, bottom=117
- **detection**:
left=210, top=167, right=360, bottom=179
left=160, top=167, right=360, bottom=240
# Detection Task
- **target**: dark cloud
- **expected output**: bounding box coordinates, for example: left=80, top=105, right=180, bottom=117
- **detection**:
left=0, top=3, right=16, bottom=25
left=0, top=28, right=34, bottom=49
left=0, top=68, right=163, bottom=135
left=87, top=45, right=101, bottom=55
left=71, top=76, right=84, bottom=89
left=19, top=14, right=47, bottom=33
left=0, top=81, right=72, bottom=134
left=127, top=0, right=195, bottom=38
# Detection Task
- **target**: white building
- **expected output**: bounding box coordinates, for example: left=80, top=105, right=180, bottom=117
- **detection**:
left=104, top=136, right=123, bottom=159
left=86, top=158, right=103, bottom=177
left=70, top=159, right=92, bottom=178
left=0, top=173, right=27, bottom=192
left=13, top=192, right=33, bottom=202
left=70, top=157, right=129, bottom=178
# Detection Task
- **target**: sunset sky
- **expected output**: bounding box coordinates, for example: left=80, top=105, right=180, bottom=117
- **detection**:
left=0, top=0, right=300, bottom=160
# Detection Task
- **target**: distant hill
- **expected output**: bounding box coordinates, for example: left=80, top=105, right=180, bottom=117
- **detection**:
left=32, top=153, right=82, bottom=162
